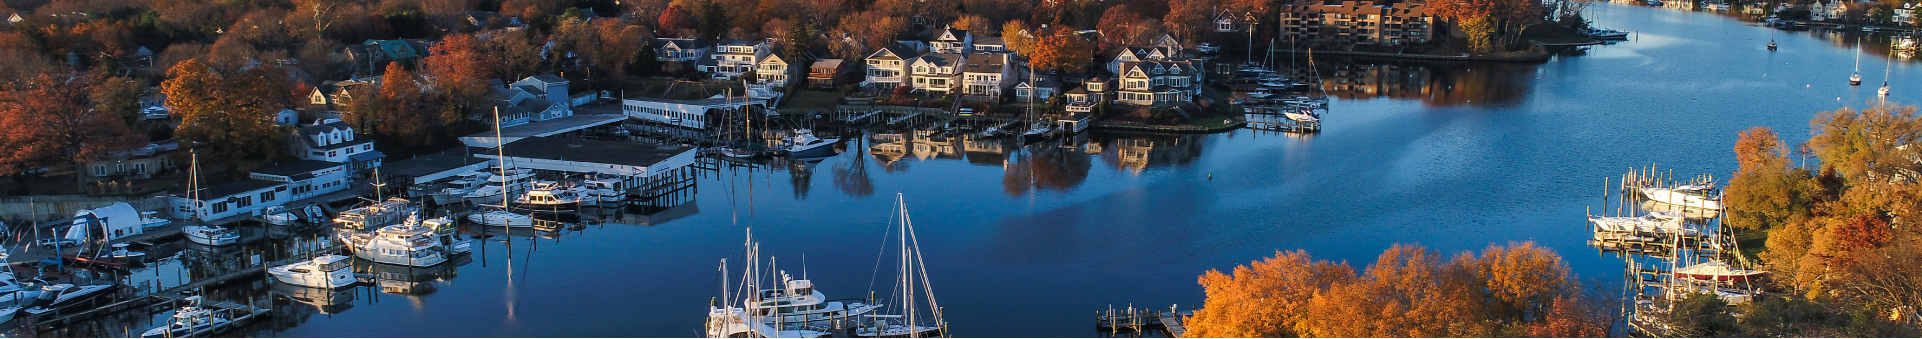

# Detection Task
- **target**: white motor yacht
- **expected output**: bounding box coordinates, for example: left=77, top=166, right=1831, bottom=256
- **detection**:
left=788, top=130, right=842, bottom=158
left=1639, top=184, right=1724, bottom=210
left=465, top=168, right=536, bottom=205
left=182, top=225, right=239, bottom=246
left=341, top=215, right=461, bottom=267
left=268, top=255, right=357, bottom=289
left=333, top=198, right=419, bottom=230
left=102, top=243, right=146, bottom=260
left=433, top=172, right=487, bottom=205
left=581, top=177, right=627, bottom=204
left=140, top=296, right=234, bottom=338
left=1284, top=108, right=1320, bottom=124
left=514, top=181, right=585, bottom=213
left=29, top=283, right=115, bottom=309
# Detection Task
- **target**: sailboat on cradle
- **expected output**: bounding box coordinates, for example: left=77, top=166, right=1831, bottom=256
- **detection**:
left=855, top=194, right=947, bottom=338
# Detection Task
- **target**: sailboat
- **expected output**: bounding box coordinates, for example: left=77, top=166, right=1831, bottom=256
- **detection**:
left=1021, top=63, right=1053, bottom=140
left=704, top=230, right=850, bottom=338
left=855, top=195, right=946, bottom=338
left=180, top=152, right=239, bottom=246
left=471, top=107, right=535, bottom=227
left=1852, top=37, right=1864, bottom=86
left=1881, top=54, right=1893, bottom=96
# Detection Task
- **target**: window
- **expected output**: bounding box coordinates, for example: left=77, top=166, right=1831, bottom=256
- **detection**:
left=261, top=190, right=276, bottom=202
left=212, top=202, right=228, bottom=214
left=134, top=163, right=147, bottom=174
left=237, top=196, right=253, bottom=208
left=363, top=144, right=372, bottom=151
left=94, top=165, right=105, bottom=176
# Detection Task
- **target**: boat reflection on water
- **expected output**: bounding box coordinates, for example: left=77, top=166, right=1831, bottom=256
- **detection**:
left=272, top=282, right=357, bottom=315
left=359, top=255, right=473, bottom=296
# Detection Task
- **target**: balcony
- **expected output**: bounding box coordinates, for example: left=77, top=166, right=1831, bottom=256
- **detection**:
left=1067, top=101, right=1096, bottom=113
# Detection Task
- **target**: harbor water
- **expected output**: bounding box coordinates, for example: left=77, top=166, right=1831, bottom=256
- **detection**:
left=24, top=3, right=1922, bottom=337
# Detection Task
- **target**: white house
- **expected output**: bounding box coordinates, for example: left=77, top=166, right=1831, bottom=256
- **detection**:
left=932, top=27, right=973, bottom=54
left=475, top=74, right=573, bottom=127
left=1896, top=3, right=1915, bottom=25
left=655, top=38, right=711, bottom=62
left=909, top=53, right=965, bottom=94
left=702, top=39, right=770, bottom=79
left=291, top=119, right=384, bottom=171
left=757, top=53, right=798, bottom=87
left=960, top=53, right=1014, bottom=97
left=1014, top=75, right=1060, bottom=102
left=865, top=45, right=920, bottom=89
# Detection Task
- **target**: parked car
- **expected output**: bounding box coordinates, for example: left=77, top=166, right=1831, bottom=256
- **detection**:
left=37, top=238, right=79, bottom=248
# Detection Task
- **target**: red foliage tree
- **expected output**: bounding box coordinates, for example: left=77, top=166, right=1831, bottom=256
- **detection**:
left=422, top=33, right=500, bottom=124
left=0, top=74, right=147, bottom=189
left=659, top=4, right=697, bottom=38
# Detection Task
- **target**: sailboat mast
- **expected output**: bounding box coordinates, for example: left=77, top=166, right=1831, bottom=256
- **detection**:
left=900, top=195, right=915, bottom=337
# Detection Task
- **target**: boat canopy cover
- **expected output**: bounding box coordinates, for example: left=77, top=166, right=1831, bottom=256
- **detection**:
left=65, top=203, right=144, bottom=242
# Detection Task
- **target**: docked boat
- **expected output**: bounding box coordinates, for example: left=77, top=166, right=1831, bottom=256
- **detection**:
left=260, top=205, right=298, bottom=226
left=1284, top=108, right=1320, bottom=124
left=1674, top=261, right=1767, bottom=283
left=582, top=176, right=627, bottom=204
left=1588, top=212, right=1694, bottom=236
left=272, top=282, right=356, bottom=314
left=102, top=243, right=146, bottom=260
left=268, top=255, right=357, bottom=289
left=514, top=181, right=585, bottom=213
left=140, top=296, right=235, bottom=338
left=1588, top=28, right=1629, bottom=40
left=706, top=230, right=883, bottom=338
left=332, top=198, right=419, bottom=231
left=468, top=208, right=535, bottom=228
left=1022, top=121, right=1055, bottom=138
left=464, top=168, right=536, bottom=205
left=432, top=172, right=487, bottom=205
left=139, top=211, right=170, bottom=230
left=854, top=196, right=947, bottom=338
left=1196, top=43, right=1220, bottom=54
left=788, top=130, right=842, bottom=158
left=1638, top=184, right=1723, bottom=210
left=27, top=283, right=115, bottom=309
left=182, top=225, right=239, bottom=246
left=341, top=214, right=467, bottom=267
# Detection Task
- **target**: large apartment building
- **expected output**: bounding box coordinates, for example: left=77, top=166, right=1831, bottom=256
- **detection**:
left=1278, top=1, right=1434, bottom=46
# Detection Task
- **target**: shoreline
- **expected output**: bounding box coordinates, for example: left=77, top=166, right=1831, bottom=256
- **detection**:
left=1272, top=48, right=1558, bottom=63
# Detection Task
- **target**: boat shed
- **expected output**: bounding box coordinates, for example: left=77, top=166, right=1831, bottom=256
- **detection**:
left=382, top=152, right=494, bottom=184
left=64, top=202, right=143, bottom=242
left=459, top=111, right=628, bottom=148
left=479, top=137, right=696, bottom=178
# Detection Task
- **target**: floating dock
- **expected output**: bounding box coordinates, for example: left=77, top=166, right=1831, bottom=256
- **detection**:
left=1094, top=305, right=1191, bottom=337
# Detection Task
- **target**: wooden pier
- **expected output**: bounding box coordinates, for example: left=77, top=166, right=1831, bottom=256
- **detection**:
left=1095, top=305, right=1191, bottom=337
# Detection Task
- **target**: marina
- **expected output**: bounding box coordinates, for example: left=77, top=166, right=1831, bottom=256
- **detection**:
left=0, top=2, right=1919, bottom=337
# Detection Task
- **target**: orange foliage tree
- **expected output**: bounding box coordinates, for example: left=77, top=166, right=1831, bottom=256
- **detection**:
left=422, top=33, right=500, bottom=125
left=1028, top=26, right=1094, bottom=73
left=160, top=58, right=296, bottom=175
left=0, top=73, right=146, bottom=190
left=1184, top=242, right=1608, bottom=338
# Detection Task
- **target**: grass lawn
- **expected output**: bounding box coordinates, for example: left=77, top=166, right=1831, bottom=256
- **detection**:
left=782, top=90, right=845, bottom=112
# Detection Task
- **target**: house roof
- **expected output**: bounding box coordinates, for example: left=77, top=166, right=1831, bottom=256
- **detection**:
left=656, top=38, right=712, bottom=50
left=917, top=53, right=964, bottom=68
left=252, top=160, right=344, bottom=178
left=811, top=59, right=844, bottom=69
left=298, top=121, right=354, bottom=137
left=195, top=179, right=282, bottom=200
left=363, top=39, right=421, bottom=59
left=869, top=45, right=920, bottom=60
left=937, top=27, right=969, bottom=41
left=527, top=74, right=568, bottom=84
left=974, top=36, right=1005, bottom=46
left=962, top=54, right=1006, bottom=74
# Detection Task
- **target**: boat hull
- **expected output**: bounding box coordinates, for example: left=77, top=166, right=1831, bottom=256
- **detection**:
left=268, top=268, right=358, bottom=289
left=790, top=139, right=842, bottom=158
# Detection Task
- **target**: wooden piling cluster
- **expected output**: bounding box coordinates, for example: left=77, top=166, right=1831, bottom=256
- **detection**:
left=1094, top=304, right=1191, bottom=337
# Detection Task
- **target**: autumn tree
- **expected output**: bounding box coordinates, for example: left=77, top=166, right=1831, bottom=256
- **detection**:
left=1164, top=0, right=1213, bottom=44
left=89, top=73, right=146, bottom=125
left=484, top=31, right=545, bottom=81
left=659, top=4, right=697, bottom=38
left=1097, top=5, right=1164, bottom=48
left=422, top=33, right=500, bottom=125
left=952, top=14, right=991, bottom=31
left=1429, top=0, right=1542, bottom=53
left=161, top=59, right=296, bottom=175
left=1185, top=250, right=1355, bottom=337
left=0, top=74, right=146, bottom=190
left=1028, top=26, right=1094, bottom=73
left=1001, top=20, right=1034, bottom=55
left=1726, top=127, right=1826, bottom=230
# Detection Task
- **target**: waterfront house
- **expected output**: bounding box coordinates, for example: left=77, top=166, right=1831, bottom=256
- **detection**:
left=338, top=39, right=434, bottom=76
left=1113, top=57, right=1203, bottom=106
left=932, top=27, right=973, bottom=54
left=83, top=140, right=180, bottom=181
left=1064, top=86, right=1098, bottom=113
left=308, top=78, right=376, bottom=114
left=865, top=45, right=920, bottom=89
left=757, top=53, right=798, bottom=87
left=1215, top=9, right=1241, bottom=32
left=702, top=40, right=770, bottom=80
left=961, top=53, right=1015, bottom=98
left=472, top=75, right=573, bottom=127
left=290, top=119, right=384, bottom=172
left=809, top=59, right=856, bottom=89
left=654, top=38, right=711, bottom=73
left=1014, top=75, right=1060, bottom=102
left=1897, top=3, right=1916, bottom=25
left=463, top=11, right=528, bottom=30
left=910, top=53, right=965, bottom=94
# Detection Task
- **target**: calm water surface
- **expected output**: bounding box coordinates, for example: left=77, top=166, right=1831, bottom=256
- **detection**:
left=32, top=3, right=1922, bottom=337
